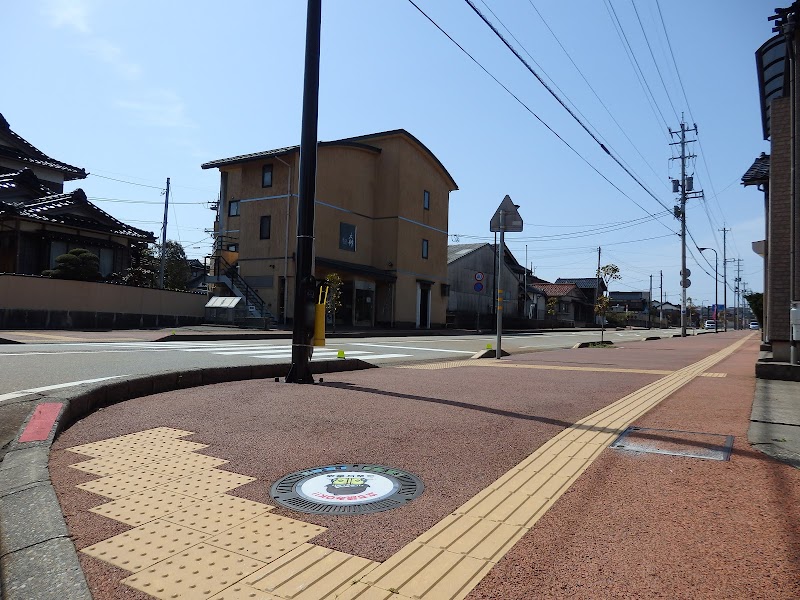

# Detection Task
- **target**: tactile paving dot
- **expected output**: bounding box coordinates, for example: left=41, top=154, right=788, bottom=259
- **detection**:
left=121, top=543, right=266, bottom=599
left=90, top=488, right=203, bottom=526
left=67, top=438, right=209, bottom=458
left=81, top=519, right=210, bottom=572
left=155, top=469, right=256, bottom=500
left=162, top=495, right=274, bottom=535
left=208, top=583, right=283, bottom=599
left=77, top=469, right=184, bottom=500
left=205, top=513, right=326, bottom=563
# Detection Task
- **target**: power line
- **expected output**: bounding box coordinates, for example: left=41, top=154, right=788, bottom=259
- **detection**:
left=88, top=196, right=208, bottom=205
left=461, top=0, right=677, bottom=222
left=88, top=173, right=165, bottom=190
left=525, top=0, right=669, bottom=190
left=603, top=0, right=670, bottom=133
left=630, top=0, right=679, bottom=121
left=407, top=0, right=676, bottom=232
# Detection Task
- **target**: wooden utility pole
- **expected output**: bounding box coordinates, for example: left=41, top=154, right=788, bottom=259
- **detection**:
left=158, top=177, right=170, bottom=289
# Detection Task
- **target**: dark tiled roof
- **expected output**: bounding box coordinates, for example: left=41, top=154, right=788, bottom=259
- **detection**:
left=447, top=243, right=486, bottom=264
left=555, top=277, right=606, bottom=291
left=0, top=113, right=87, bottom=180
left=741, top=153, right=769, bottom=186
left=0, top=168, right=53, bottom=198
left=536, top=283, right=583, bottom=298
left=2, top=188, right=155, bottom=241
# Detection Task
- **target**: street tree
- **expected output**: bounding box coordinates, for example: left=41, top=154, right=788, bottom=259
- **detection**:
left=324, top=272, right=343, bottom=332
left=595, top=264, right=621, bottom=342
left=110, top=241, right=190, bottom=290
left=546, top=297, right=558, bottom=329
left=42, top=248, right=100, bottom=281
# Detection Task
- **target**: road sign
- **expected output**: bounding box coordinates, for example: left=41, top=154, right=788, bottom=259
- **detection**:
left=490, top=195, right=523, bottom=232
left=680, top=269, right=691, bottom=277
left=475, top=272, right=484, bottom=281
left=474, top=282, right=484, bottom=292
left=680, top=279, right=691, bottom=288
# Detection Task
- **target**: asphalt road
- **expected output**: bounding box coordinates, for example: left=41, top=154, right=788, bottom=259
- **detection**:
left=0, top=328, right=682, bottom=456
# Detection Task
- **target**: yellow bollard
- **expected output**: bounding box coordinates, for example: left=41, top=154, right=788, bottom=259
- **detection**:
left=486, top=343, right=492, bottom=350
left=337, top=349, right=346, bottom=359
left=312, top=303, right=326, bottom=347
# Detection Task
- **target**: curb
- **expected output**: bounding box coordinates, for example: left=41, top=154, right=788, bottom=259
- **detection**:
left=572, top=341, right=615, bottom=349
left=0, top=359, right=375, bottom=600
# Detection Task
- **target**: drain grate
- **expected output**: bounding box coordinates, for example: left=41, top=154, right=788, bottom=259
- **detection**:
left=271, top=464, right=424, bottom=515
left=611, top=426, right=734, bottom=461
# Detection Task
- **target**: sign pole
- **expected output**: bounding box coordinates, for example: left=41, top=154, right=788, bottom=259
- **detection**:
left=496, top=209, right=504, bottom=359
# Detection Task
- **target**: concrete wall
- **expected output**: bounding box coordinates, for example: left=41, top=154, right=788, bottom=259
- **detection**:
left=0, top=274, right=207, bottom=329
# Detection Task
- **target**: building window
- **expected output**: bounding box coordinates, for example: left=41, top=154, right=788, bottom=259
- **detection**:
left=441, top=283, right=450, bottom=297
left=228, top=200, right=240, bottom=217
left=227, top=243, right=238, bottom=252
left=339, top=222, right=356, bottom=251
left=260, top=215, right=271, bottom=239
left=262, top=164, right=273, bottom=188
left=423, top=190, right=430, bottom=210
left=422, top=239, right=429, bottom=259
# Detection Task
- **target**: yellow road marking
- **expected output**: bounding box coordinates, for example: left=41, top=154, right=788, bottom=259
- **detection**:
left=70, top=334, right=752, bottom=599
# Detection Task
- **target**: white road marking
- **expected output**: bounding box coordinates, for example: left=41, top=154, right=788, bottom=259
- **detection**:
left=0, top=376, right=125, bottom=404
left=348, top=343, right=475, bottom=354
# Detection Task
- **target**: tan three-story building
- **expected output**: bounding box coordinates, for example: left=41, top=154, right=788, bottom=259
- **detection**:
left=202, top=129, right=458, bottom=329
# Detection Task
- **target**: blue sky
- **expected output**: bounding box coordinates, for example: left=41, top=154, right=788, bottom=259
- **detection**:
left=3, top=0, right=771, bottom=308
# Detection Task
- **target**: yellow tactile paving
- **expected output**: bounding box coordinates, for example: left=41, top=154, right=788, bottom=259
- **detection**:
left=205, top=514, right=326, bottom=563
left=243, top=544, right=378, bottom=599
left=162, top=495, right=275, bottom=535
left=208, top=584, right=284, bottom=599
left=121, top=543, right=267, bottom=599
left=77, top=468, right=184, bottom=500
left=70, top=335, right=752, bottom=600
left=361, top=543, right=493, bottom=600
left=70, top=453, right=228, bottom=477
left=89, top=488, right=203, bottom=527
left=155, top=469, right=255, bottom=500
left=81, top=519, right=211, bottom=572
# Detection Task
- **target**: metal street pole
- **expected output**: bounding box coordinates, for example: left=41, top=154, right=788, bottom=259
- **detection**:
left=496, top=210, right=504, bottom=358
left=698, top=247, right=718, bottom=333
left=286, top=0, right=321, bottom=384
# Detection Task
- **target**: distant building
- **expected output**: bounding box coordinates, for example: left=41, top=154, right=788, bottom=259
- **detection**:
left=555, top=277, right=607, bottom=323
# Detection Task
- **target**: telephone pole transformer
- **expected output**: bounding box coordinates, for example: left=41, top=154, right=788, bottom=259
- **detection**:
left=670, top=119, right=700, bottom=337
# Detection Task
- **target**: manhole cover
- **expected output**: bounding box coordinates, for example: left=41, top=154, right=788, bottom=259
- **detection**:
left=270, top=464, right=424, bottom=515
left=611, top=426, right=734, bottom=461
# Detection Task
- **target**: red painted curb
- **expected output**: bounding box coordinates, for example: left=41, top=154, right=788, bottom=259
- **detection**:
left=19, top=402, right=63, bottom=442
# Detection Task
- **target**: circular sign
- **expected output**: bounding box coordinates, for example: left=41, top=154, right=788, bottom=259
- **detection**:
left=475, top=272, right=484, bottom=281
left=474, top=282, right=484, bottom=292
left=270, top=464, right=424, bottom=515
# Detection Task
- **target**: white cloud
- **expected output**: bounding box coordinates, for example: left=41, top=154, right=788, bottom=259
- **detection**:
left=82, top=38, right=142, bottom=79
left=42, top=0, right=94, bottom=33
left=117, top=90, right=195, bottom=129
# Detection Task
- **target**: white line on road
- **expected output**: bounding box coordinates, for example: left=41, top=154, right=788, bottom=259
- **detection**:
left=347, top=343, right=475, bottom=354
left=0, top=376, right=125, bottom=404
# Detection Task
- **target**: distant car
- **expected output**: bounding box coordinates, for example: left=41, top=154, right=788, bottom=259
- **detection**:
left=704, top=320, right=716, bottom=330
left=749, top=321, right=760, bottom=330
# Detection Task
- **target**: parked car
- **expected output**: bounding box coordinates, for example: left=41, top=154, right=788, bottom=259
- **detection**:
left=749, top=321, right=760, bottom=330
left=704, top=320, right=716, bottom=330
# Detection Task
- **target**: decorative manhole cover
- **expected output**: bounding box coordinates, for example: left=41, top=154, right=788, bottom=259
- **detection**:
left=611, top=426, right=734, bottom=461
left=270, top=464, right=424, bottom=515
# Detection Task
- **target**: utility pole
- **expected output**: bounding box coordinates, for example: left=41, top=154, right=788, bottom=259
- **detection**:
left=660, top=269, right=663, bottom=328
left=286, top=0, right=321, bottom=384
left=670, top=119, right=699, bottom=338
left=158, top=177, right=170, bottom=289
left=734, top=258, right=743, bottom=330
left=720, top=227, right=729, bottom=331
left=649, top=274, right=653, bottom=329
